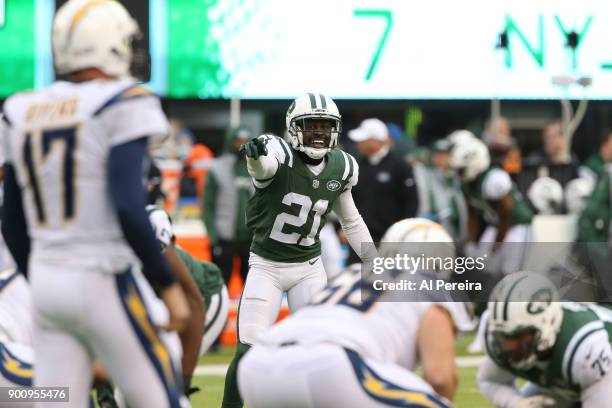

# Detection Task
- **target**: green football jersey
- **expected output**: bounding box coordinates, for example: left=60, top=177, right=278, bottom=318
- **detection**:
left=175, top=246, right=224, bottom=307
left=146, top=205, right=224, bottom=303
left=583, top=153, right=606, bottom=180
left=462, top=167, right=533, bottom=226
left=576, top=168, right=611, bottom=243
left=246, top=136, right=358, bottom=263
left=486, top=303, right=612, bottom=400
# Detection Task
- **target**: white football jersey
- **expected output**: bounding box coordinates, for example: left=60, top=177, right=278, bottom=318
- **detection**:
left=257, top=268, right=475, bottom=371
left=2, top=79, right=168, bottom=273
left=0, top=269, right=32, bottom=345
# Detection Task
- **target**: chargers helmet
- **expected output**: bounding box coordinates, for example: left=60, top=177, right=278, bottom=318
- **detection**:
left=487, top=272, right=562, bottom=370
left=380, top=218, right=456, bottom=279
left=52, top=0, right=149, bottom=80
left=448, top=136, right=490, bottom=182
left=286, top=93, right=341, bottom=160
left=527, top=177, right=563, bottom=214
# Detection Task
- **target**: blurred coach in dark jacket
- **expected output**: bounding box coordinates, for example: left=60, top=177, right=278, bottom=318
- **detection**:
left=347, top=118, right=418, bottom=262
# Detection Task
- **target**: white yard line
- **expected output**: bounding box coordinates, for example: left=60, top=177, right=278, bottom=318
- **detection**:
left=194, top=355, right=485, bottom=376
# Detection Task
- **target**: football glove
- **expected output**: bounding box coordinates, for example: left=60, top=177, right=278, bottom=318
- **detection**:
left=514, top=396, right=555, bottom=408
left=239, top=138, right=268, bottom=159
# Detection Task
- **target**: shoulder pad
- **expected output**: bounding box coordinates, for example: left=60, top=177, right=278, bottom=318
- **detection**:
left=565, top=325, right=611, bottom=388
left=337, top=150, right=358, bottom=188
left=483, top=168, right=512, bottom=200
left=94, top=83, right=157, bottom=116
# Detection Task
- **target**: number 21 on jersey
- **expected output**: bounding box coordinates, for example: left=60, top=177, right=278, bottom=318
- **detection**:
left=22, top=126, right=79, bottom=224
left=270, top=192, right=328, bottom=247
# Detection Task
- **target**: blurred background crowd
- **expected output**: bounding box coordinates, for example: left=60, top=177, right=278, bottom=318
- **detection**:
left=151, top=106, right=612, bottom=282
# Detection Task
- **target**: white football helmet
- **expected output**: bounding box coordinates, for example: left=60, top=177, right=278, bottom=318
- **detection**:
left=286, top=93, right=341, bottom=160
left=52, top=0, right=147, bottom=79
left=565, top=177, right=594, bottom=214
left=448, top=136, right=491, bottom=182
left=527, top=177, right=563, bottom=214
left=380, top=218, right=455, bottom=279
left=447, top=129, right=477, bottom=146
left=487, top=272, right=562, bottom=370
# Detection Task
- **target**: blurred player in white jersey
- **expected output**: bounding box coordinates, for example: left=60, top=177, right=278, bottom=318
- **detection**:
left=0, top=116, right=15, bottom=273
left=1, top=1, right=189, bottom=407
left=238, top=218, right=475, bottom=407
left=0, top=268, right=34, bottom=396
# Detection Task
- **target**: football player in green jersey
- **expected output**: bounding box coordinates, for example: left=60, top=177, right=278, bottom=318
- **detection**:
left=478, top=272, right=612, bottom=408
left=448, top=133, right=533, bottom=275
left=221, top=93, right=376, bottom=408
left=448, top=133, right=534, bottom=354
left=147, top=205, right=229, bottom=358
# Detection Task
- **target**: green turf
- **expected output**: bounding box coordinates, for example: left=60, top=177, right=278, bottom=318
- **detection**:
left=191, top=335, right=495, bottom=407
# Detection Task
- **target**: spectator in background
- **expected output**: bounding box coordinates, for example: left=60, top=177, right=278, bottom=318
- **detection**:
left=579, top=129, right=612, bottom=184
left=203, top=126, right=255, bottom=284
left=176, top=125, right=214, bottom=204
left=386, top=122, right=414, bottom=157
left=414, top=139, right=468, bottom=243
left=482, top=116, right=513, bottom=147
left=482, top=117, right=522, bottom=177
left=347, top=118, right=418, bottom=262
left=528, top=120, right=579, bottom=177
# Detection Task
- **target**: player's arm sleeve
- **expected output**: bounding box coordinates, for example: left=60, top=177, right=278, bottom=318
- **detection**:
left=569, top=328, right=612, bottom=406
left=1, top=163, right=30, bottom=276
left=332, top=189, right=377, bottom=263
left=246, top=136, right=288, bottom=185
left=582, top=372, right=612, bottom=408
left=108, top=138, right=175, bottom=288
left=202, top=171, right=219, bottom=245
left=246, top=154, right=278, bottom=182
left=482, top=168, right=512, bottom=201
left=477, top=356, right=522, bottom=408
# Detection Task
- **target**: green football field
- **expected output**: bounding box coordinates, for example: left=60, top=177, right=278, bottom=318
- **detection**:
left=189, top=334, right=494, bottom=407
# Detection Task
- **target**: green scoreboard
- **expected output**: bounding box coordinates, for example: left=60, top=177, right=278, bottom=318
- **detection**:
left=0, top=0, right=37, bottom=96
left=3, top=1, right=612, bottom=100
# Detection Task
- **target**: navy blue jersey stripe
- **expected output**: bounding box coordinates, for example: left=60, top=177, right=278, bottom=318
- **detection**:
left=115, top=270, right=182, bottom=408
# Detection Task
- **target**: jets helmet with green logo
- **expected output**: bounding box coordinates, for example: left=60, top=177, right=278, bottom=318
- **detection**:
left=487, top=271, right=562, bottom=370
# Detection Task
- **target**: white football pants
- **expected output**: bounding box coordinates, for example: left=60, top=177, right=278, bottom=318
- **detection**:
left=30, top=261, right=184, bottom=408
left=237, top=253, right=327, bottom=345
left=238, top=343, right=453, bottom=408
left=479, top=224, right=533, bottom=275
left=199, top=285, right=230, bottom=356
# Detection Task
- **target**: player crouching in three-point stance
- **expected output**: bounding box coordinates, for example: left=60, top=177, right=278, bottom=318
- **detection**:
left=238, top=218, right=475, bottom=408
left=1, top=1, right=189, bottom=407
left=478, top=272, right=612, bottom=408
left=221, top=93, right=376, bottom=407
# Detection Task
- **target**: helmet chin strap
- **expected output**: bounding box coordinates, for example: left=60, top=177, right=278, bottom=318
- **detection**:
left=297, top=150, right=325, bottom=165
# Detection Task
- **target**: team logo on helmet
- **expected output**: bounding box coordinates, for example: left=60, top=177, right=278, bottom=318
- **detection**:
left=527, top=288, right=553, bottom=314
